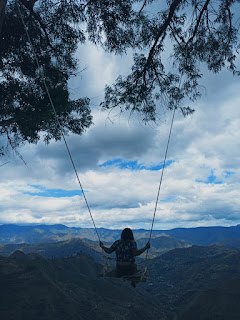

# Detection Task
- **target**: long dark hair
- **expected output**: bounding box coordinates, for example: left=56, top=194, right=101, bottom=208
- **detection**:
left=121, top=228, right=134, bottom=241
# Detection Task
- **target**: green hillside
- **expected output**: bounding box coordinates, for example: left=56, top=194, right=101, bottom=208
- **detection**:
left=144, top=245, right=240, bottom=319
left=182, top=275, right=240, bottom=320
left=0, top=251, right=163, bottom=320
left=215, top=238, right=240, bottom=250
left=0, top=238, right=102, bottom=262
left=0, top=235, right=191, bottom=262
left=137, top=236, right=190, bottom=257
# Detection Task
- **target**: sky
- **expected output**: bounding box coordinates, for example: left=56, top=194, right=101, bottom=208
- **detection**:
left=1, top=15, right=240, bottom=232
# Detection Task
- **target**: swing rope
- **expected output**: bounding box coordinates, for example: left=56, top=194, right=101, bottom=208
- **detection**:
left=0, top=162, right=10, bottom=168
left=16, top=0, right=101, bottom=242
left=146, top=106, right=176, bottom=260
left=16, top=0, right=176, bottom=259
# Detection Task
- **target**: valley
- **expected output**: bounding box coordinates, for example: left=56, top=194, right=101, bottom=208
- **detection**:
left=0, top=224, right=239, bottom=319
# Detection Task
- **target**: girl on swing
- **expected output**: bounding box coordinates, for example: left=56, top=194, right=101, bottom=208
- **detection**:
left=99, top=228, right=150, bottom=287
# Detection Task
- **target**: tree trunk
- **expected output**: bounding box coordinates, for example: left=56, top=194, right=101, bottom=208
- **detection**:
left=0, top=0, right=7, bottom=35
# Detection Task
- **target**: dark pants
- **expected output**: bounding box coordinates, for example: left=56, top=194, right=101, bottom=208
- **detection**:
left=116, top=262, right=137, bottom=277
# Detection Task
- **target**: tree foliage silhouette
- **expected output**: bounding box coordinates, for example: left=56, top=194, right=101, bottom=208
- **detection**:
left=0, top=0, right=239, bottom=155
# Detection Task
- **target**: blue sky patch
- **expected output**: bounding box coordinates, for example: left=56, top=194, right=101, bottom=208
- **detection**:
left=99, top=158, right=174, bottom=171
left=24, top=185, right=83, bottom=198
left=160, top=195, right=175, bottom=202
left=196, top=170, right=223, bottom=184
left=224, top=170, right=235, bottom=178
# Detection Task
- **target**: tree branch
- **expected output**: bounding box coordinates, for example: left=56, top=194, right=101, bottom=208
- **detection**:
left=18, top=0, right=54, bottom=50
left=139, top=0, right=147, bottom=14
left=226, top=0, right=233, bottom=41
left=169, top=22, right=186, bottom=44
left=145, top=0, right=183, bottom=70
left=0, top=0, right=7, bottom=35
left=187, top=0, right=211, bottom=44
left=0, top=118, right=18, bottom=127
left=138, top=1, right=184, bottom=88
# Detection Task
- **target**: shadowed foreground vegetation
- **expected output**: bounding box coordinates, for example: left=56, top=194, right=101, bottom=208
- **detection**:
left=0, top=244, right=239, bottom=319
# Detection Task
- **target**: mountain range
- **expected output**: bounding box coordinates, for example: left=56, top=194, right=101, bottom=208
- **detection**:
left=0, top=238, right=103, bottom=262
left=0, top=235, right=190, bottom=262
left=1, top=224, right=240, bottom=246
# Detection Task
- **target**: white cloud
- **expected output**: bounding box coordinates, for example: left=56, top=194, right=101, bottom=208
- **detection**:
left=1, top=46, right=240, bottom=230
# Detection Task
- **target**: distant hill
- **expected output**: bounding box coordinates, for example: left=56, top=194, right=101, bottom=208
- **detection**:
left=214, top=238, right=240, bottom=250
left=0, top=224, right=79, bottom=244
left=0, top=251, right=163, bottom=320
left=1, top=224, right=240, bottom=247
left=144, top=245, right=240, bottom=319
left=0, top=238, right=102, bottom=263
left=0, top=235, right=190, bottom=264
left=137, top=236, right=190, bottom=256
left=163, top=225, right=240, bottom=245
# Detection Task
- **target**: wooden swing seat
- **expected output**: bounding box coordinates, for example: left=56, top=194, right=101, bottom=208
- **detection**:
left=101, top=266, right=149, bottom=282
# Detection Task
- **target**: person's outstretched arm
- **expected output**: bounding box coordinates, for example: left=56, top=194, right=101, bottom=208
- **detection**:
left=99, top=241, right=115, bottom=254
left=133, top=241, right=150, bottom=256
